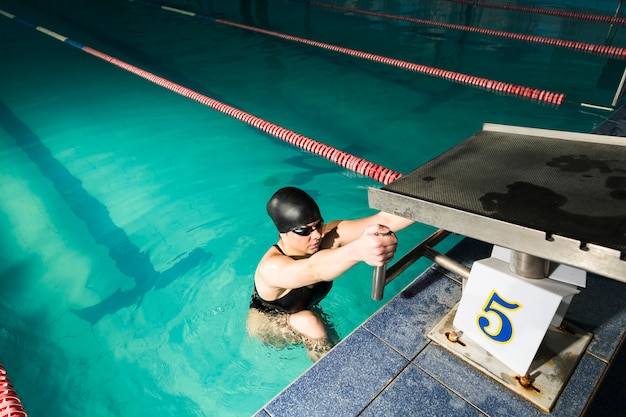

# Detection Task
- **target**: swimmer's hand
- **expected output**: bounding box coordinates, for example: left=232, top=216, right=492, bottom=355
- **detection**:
left=358, top=224, right=398, bottom=267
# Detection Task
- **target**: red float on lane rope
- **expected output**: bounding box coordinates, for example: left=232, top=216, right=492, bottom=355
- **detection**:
left=0, top=363, right=27, bottom=417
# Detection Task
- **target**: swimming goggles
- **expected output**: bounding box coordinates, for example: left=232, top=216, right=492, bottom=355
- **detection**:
left=291, top=219, right=324, bottom=236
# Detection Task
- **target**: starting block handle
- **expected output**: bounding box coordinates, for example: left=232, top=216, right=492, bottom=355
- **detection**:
left=372, top=266, right=386, bottom=301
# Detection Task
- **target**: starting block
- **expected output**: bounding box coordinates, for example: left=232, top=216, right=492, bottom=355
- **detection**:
left=369, top=123, right=626, bottom=411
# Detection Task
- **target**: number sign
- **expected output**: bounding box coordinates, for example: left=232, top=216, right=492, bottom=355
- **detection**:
left=453, top=257, right=579, bottom=375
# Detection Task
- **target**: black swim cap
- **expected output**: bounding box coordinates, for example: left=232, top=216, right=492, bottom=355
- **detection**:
left=266, top=187, right=322, bottom=233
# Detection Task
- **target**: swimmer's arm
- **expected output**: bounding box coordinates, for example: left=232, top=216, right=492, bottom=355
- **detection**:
left=323, top=211, right=414, bottom=248
left=258, top=224, right=398, bottom=289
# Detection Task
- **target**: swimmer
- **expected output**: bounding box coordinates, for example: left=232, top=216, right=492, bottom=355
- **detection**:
left=247, top=186, right=413, bottom=361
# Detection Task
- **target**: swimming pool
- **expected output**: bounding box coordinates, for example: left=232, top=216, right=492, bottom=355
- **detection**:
left=0, top=0, right=623, bottom=415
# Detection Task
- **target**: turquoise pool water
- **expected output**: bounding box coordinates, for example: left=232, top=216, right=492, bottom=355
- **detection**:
left=0, top=0, right=623, bottom=415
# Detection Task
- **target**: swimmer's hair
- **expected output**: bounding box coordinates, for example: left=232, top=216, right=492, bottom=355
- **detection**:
left=266, top=187, right=322, bottom=233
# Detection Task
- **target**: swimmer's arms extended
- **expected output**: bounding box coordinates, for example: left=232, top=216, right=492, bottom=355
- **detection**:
left=256, top=223, right=401, bottom=290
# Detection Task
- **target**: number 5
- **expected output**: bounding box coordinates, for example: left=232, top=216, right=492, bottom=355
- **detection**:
left=477, top=290, right=521, bottom=343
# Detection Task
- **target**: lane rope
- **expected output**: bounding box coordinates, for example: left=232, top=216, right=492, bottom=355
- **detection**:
left=0, top=8, right=403, bottom=185
left=130, top=0, right=566, bottom=105
left=0, top=363, right=27, bottom=417
left=445, top=0, right=626, bottom=26
left=303, top=1, right=626, bottom=60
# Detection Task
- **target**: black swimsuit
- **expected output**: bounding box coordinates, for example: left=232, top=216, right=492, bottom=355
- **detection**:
left=250, top=245, right=332, bottom=314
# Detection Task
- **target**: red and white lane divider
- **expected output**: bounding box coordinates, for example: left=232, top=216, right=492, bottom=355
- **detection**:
left=309, top=1, right=626, bottom=60
left=446, top=0, right=626, bottom=26
left=0, top=363, right=27, bottom=417
left=0, top=8, right=403, bottom=185
left=130, top=0, right=566, bottom=105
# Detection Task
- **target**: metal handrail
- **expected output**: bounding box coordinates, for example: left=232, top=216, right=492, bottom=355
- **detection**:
left=372, top=229, right=470, bottom=300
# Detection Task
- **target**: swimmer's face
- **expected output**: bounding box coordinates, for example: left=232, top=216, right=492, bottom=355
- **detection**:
left=289, top=219, right=324, bottom=254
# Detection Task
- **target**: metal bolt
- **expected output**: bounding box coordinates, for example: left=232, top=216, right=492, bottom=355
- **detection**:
left=516, top=373, right=540, bottom=392
left=445, top=331, right=466, bottom=346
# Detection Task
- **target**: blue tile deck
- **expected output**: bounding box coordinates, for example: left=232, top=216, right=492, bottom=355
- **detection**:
left=255, top=112, right=626, bottom=417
